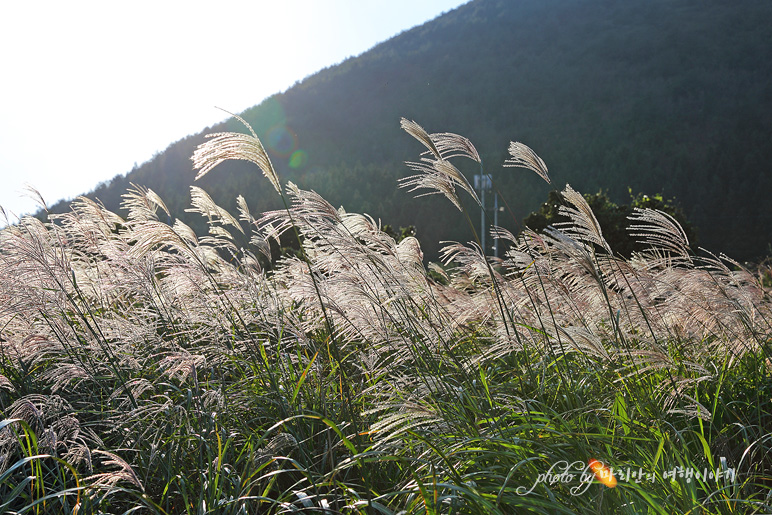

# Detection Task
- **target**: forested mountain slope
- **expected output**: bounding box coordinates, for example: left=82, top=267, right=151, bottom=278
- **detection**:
left=46, top=0, right=772, bottom=260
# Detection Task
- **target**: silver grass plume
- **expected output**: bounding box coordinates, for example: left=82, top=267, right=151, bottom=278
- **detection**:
left=172, top=219, right=198, bottom=246
left=0, top=375, right=15, bottom=393
left=399, top=118, right=480, bottom=210
left=400, top=158, right=480, bottom=210
left=557, top=326, right=611, bottom=361
left=192, top=111, right=280, bottom=193
left=396, top=236, right=424, bottom=268
left=186, top=186, right=244, bottom=235
left=236, top=194, right=271, bottom=259
left=504, top=142, right=551, bottom=184
left=400, top=118, right=482, bottom=163
left=236, top=195, right=254, bottom=225
left=23, top=186, right=50, bottom=212
left=628, top=207, right=692, bottom=264
left=85, top=450, right=144, bottom=492
left=440, top=241, right=498, bottom=284
left=400, top=118, right=441, bottom=159
left=121, top=184, right=170, bottom=222
left=400, top=160, right=456, bottom=207
left=433, top=131, right=482, bottom=162
left=556, top=185, right=612, bottom=254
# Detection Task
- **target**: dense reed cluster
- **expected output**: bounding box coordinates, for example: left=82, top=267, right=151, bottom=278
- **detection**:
left=0, top=117, right=770, bottom=513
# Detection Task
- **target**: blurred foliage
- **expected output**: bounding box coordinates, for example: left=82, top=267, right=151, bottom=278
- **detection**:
left=525, top=189, right=698, bottom=258
left=382, top=224, right=416, bottom=243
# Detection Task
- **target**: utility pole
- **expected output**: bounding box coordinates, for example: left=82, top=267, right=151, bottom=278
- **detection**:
left=475, top=168, right=492, bottom=255
left=481, top=176, right=486, bottom=254
left=493, top=192, right=499, bottom=258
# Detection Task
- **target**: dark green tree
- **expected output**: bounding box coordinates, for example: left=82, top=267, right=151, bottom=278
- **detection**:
left=523, top=189, right=697, bottom=258
left=382, top=224, right=416, bottom=243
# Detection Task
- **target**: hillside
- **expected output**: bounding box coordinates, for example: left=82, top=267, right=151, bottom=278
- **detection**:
left=46, top=0, right=772, bottom=260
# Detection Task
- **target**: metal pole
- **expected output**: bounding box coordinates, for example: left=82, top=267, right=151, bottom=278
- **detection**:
left=493, top=191, right=498, bottom=258
left=480, top=172, right=486, bottom=255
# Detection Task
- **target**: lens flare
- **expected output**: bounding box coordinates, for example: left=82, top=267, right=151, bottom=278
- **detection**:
left=248, top=96, right=287, bottom=133
left=265, top=125, right=298, bottom=157
left=588, top=459, right=617, bottom=488
left=289, top=149, right=308, bottom=169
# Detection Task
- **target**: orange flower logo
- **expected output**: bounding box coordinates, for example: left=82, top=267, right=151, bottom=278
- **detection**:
left=588, top=459, right=617, bottom=488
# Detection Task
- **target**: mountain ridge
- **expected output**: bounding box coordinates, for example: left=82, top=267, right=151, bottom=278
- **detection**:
left=44, top=0, right=772, bottom=260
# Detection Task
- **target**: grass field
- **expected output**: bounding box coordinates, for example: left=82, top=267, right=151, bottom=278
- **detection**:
left=0, top=117, right=770, bottom=513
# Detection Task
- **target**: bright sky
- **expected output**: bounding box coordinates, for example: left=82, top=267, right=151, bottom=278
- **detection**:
left=0, top=0, right=468, bottom=221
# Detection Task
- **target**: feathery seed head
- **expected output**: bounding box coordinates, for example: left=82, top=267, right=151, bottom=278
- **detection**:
left=192, top=112, right=281, bottom=193
left=504, top=141, right=551, bottom=184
